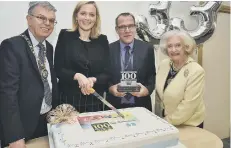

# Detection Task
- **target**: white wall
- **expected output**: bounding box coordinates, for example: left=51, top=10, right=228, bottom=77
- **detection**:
left=0, top=1, right=229, bottom=139
left=0, top=1, right=140, bottom=45
left=202, top=9, right=230, bottom=139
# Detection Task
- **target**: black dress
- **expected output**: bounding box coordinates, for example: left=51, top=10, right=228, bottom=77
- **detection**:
left=54, top=29, right=110, bottom=113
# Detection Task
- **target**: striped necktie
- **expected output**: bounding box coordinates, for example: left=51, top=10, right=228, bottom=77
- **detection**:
left=121, top=45, right=135, bottom=104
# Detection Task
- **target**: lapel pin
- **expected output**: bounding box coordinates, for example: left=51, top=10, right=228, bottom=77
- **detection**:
left=184, top=69, right=189, bottom=77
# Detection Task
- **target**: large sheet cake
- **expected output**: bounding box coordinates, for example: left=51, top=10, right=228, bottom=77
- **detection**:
left=48, top=107, right=180, bottom=148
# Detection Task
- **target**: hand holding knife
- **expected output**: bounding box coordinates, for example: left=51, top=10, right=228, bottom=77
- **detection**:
left=89, top=88, right=125, bottom=119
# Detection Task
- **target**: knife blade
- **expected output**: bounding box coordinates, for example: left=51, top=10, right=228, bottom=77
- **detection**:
left=89, top=88, right=125, bottom=118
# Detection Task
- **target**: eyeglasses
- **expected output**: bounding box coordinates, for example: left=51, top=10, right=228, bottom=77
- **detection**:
left=117, top=24, right=136, bottom=31
left=30, top=14, right=57, bottom=25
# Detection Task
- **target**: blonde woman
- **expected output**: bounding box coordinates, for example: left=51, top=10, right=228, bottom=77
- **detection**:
left=54, top=1, right=109, bottom=113
left=155, top=30, right=205, bottom=128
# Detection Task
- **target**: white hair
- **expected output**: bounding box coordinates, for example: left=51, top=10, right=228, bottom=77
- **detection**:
left=159, top=30, right=196, bottom=56
left=28, top=1, right=57, bottom=15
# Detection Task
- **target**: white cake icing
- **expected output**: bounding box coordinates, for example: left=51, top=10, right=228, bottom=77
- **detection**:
left=48, top=107, right=179, bottom=148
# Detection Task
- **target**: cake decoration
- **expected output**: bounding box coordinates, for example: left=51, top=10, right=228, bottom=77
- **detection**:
left=47, top=104, right=79, bottom=124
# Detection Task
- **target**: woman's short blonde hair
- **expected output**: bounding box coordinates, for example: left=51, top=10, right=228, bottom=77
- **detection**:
left=71, top=1, right=101, bottom=38
left=159, top=30, right=196, bottom=56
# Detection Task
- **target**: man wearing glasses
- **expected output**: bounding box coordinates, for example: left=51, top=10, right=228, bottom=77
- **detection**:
left=0, top=2, right=58, bottom=148
left=107, top=12, right=156, bottom=111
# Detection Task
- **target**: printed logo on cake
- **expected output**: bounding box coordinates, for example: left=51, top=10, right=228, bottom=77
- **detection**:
left=91, top=122, right=113, bottom=132
left=78, top=112, right=139, bottom=130
left=78, top=115, right=104, bottom=124
left=78, top=115, right=104, bottom=129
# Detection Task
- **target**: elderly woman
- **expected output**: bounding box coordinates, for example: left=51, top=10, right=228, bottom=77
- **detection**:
left=155, top=30, right=205, bottom=128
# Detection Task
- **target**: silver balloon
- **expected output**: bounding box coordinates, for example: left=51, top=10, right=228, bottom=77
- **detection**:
left=136, top=1, right=171, bottom=44
left=136, top=1, right=222, bottom=45
left=136, top=15, right=153, bottom=43
left=168, top=1, right=222, bottom=44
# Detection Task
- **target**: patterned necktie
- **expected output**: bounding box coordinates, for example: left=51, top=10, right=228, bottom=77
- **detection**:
left=121, top=45, right=135, bottom=104
left=124, top=46, right=132, bottom=71
left=37, top=43, right=52, bottom=106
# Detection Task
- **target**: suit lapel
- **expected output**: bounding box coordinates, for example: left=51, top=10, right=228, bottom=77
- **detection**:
left=46, top=42, right=55, bottom=85
left=133, top=39, right=142, bottom=73
left=22, top=30, right=41, bottom=76
left=159, top=60, right=171, bottom=99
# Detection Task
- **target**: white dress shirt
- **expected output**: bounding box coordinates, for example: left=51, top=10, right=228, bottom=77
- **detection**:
left=28, top=30, right=52, bottom=114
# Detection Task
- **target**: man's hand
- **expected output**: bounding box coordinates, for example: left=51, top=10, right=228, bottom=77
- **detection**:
left=130, top=83, right=149, bottom=97
left=109, top=84, right=126, bottom=97
left=9, top=139, right=26, bottom=148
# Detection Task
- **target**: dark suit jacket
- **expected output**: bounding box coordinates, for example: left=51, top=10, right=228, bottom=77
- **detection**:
left=54, top=29, right=110, bottom=94
left=107, top=39, right=156, bottom=111
left=0, top=30, right=58, bottom=145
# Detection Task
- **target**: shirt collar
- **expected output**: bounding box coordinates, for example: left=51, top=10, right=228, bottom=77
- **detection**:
left=28, top=29, right=46, bottom=48
left=120, top=40, right=134, bottom=51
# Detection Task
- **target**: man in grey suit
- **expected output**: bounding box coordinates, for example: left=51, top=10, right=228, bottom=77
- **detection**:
left=107, top=12, right=156, bottom=111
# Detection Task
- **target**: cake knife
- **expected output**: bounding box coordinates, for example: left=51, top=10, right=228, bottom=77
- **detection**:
left=89, top=88, right=125, bottom=118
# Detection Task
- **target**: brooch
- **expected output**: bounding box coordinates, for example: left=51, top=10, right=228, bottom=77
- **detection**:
left=184, top=69, right=189, bottom=77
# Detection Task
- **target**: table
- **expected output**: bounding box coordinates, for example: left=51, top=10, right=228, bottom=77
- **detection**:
left=177, top=126, right=223, bottom=148
left=10, top=126, right=223, bottom=148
